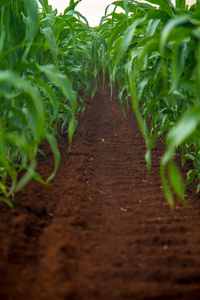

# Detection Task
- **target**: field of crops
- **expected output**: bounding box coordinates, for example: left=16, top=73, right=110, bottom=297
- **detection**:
left=2, top=1, right=200, bottom=299
left=1, top=0, right=200, bottom=208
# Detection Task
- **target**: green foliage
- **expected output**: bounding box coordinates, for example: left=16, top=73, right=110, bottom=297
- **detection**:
left=2, top=0, right=200, bottom=209
left=98, top=0, right=200, bottom=208
left=0, top=0, right=102, bottom=205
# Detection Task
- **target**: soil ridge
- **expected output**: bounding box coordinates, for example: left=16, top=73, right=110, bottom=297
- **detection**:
left=0, top=79, right=200, bottom=300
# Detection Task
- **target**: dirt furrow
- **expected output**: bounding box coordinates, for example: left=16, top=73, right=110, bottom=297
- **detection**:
left=0, top=79, right=200, bottom=300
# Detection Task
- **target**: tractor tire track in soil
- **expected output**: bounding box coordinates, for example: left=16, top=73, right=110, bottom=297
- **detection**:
left=1, top=78, right=200, bottom=300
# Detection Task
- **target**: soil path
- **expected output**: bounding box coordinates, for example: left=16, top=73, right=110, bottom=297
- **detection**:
left=1, top=79, right=200, bottom=300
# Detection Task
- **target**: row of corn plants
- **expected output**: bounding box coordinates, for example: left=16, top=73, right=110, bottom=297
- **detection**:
left=97, top=0, right=200, bottom=208
left=0, top=0, right=105, bottom=206
left=2, top=0, right=200, bottom=209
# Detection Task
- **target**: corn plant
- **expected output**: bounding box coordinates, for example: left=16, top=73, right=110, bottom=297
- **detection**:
left=0, top=0, right=103, bottom=206
left=98, top=0, right=200, bottom=208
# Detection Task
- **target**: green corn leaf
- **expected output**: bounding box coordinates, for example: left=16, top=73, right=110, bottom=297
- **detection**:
left=38, top=0, right=50, bottom=13
left=91, top=32, right=108, bottom=52
left=160, top=14, right=191, bottom=55
left=166, top=106, right=200, bottom=155
left=109, top=19, right=127, bottom=49
left=37, top=64, right=77, bottom=113
left=147, top=9, right=172, bottom=21
left=160, top=106, right=200, bottom=205
left=145, top=149, right=151, bottom=172
left=57, top=19, right=76, bottom=49
left=183, top=170, right=198, bottom=196
left=196, top=0, right=200, bottom=10
left=14, top=159, right=36, bottom=193
left=68, top=115, right=76, bottom=147
left=0, top=11, right=5, bottom=56
left=146, top=19, right=161, bottom=36
left=161, top=171, right=174, bottom=209
left=171, top=41, right=188, bottom=91
left=0, top=0, right=11, bottom=7
left=176, top=0, right=186, bottom=9
left=166, top=26, right=192, bottom=43
left=23, top=0, right=39, bottom=32
left=0, top=71, right=44, bottom=142
left=14, top=159, right=49, bottom=194
left=65, top=10, right=89, bottom=27
left=113, top=17, right=145, bottom=75
left=123, top=0, right=128, bottom=17
left=168, top=160, right=183, bottom=199
left=22, top=0, right=39, bottom=59
left=137, top=38, right=160, bottom=68
left=32, top=77, right=59, bottom=122
left=40, top=27, right=58, bottom=67
left=195, top=41, right=200, bottom=104
left=0, top=197, right=14, bottom=208
left=146, top=0, right=174, bottom=17
left=45, top=133, right=60, bottom=182
left=64, top=0, right=82, bottom=13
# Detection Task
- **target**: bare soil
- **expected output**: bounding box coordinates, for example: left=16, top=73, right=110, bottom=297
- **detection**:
left=1, top=78, right=200, bottom=300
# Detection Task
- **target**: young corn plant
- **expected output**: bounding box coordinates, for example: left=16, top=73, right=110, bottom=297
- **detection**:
left=0, top=0, right=101, bottom=206
left=99, top=0, right=200, bottom=208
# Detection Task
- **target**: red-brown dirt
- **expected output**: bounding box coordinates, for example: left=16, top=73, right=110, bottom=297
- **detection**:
left=0, top=78, right=200, bottom=300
